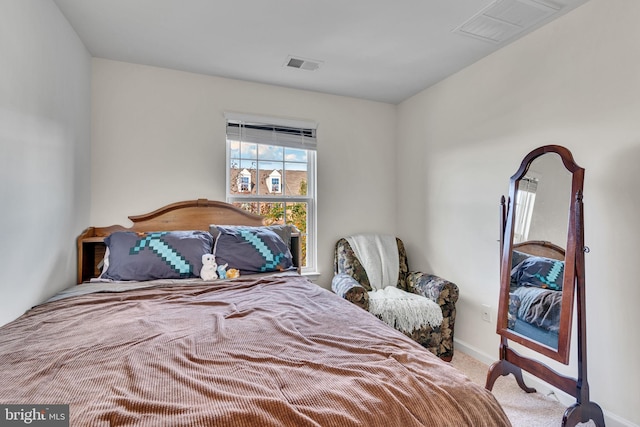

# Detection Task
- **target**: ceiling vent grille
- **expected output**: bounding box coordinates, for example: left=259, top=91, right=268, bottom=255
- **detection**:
left=284, top=55, right=323, bottom=71
left=453, top=0, right=562, bottom=44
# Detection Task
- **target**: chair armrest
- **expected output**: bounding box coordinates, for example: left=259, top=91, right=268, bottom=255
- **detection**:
left=406, top=272, right=458, bottom=360
left=406, top=272, right=459, bottom=312
left=331, top=273, right=369, bottom=311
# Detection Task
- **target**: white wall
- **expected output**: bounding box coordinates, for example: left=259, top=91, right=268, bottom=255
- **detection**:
left=397, top=0, right=640, bottom=425
left=91, top=58, right=397, bottom=285
left=0, top=1, right=91, bottom=325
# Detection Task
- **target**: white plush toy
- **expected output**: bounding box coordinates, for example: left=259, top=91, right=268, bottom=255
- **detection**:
left=200, top=253, right=218, bottom=280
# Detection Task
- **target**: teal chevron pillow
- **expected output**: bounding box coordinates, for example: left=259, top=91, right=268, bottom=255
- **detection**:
left=214, top=226, right=294, bottom=275
left=102, top=231, right=213, bottom=281
left=511, top=256, right=564, bottom=291
left=210, top=224, right=296, bottom=248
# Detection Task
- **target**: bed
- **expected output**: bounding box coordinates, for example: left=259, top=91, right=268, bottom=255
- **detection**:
left=0, top=199, right=510, bottom=426
left=509, top=240, right=565, bottom=349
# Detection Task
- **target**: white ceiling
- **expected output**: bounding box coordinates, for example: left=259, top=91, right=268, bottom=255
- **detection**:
left=53, top=0, right=590, bottom=104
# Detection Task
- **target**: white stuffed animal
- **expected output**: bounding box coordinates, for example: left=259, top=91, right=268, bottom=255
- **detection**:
left=200, top=253, right=218, bottom=280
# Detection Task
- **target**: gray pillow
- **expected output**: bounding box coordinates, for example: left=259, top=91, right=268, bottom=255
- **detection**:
left=511, top=250, right=532, bottom=269
left=511, top=256, right=564, bottom=291
left=102, top=230, right=213, bottom=281
left=213, top=226, right=295, bottom=275
left=209, top=224, right=296, bottom=247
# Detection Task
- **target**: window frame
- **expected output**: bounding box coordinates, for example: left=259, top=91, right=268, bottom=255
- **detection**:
left=224, top=113, right=317, bottom=274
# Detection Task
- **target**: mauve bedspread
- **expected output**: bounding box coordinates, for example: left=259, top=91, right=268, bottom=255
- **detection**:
left=0, top=273, right=510, bottom=426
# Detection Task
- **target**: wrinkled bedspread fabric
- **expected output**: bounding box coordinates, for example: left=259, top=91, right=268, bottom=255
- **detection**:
left=513, top=286, right=563, bottom=332
left=0, top=274, right=510, bottom=426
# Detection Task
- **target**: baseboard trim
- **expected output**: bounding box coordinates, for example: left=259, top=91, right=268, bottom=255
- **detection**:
left=453, top=339, right=636, bottom=427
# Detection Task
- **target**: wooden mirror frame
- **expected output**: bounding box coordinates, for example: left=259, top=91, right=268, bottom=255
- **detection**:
left=497, top=145, right=581, bottom=363
left=486, top=145, right=604, bottom=426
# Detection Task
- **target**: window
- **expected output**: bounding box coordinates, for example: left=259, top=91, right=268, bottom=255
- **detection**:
left=225, top=113, right=317, bottom=273
left=513, top=175, right=538, bottom=244
left=239, top=170, right=251, bottom=192
left=267, top=171, right=281, bottom=193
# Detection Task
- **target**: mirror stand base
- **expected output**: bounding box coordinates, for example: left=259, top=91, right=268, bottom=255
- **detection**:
left=563, top=401, right=605, bottom=427
left=485, top=346, right=606, bottom=427
left=485, top=359, right=536, bottom=393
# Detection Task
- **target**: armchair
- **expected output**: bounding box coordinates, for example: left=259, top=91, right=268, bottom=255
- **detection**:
left=332, top=236, right=459, bottom=361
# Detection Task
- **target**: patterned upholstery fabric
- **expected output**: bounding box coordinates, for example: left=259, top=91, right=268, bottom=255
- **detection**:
left=331, top=273, right=369, bottom=311
left=332, top=237, right=459, bottom=361
left=508, top=292, right=521, bottom=330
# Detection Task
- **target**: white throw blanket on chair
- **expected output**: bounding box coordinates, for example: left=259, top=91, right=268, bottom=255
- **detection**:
left=368, top=287, right=443, bottom=333
left=346, top=234, right=443, bottom=333
left=346, top=234, right=399, bottom=291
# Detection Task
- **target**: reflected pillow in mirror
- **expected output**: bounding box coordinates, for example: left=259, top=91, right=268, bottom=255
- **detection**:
left=511, top=256, right=564, bottom=291
left=511, top=250, right=532, bottom=269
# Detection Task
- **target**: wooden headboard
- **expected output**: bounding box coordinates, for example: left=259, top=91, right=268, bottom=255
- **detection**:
left=513, top=240, right=565, bottom=261
left=77, top=199, right=301, bottom=283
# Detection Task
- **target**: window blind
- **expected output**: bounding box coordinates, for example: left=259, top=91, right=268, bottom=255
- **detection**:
left=225, top=113, right=317, bottom=151
left=520, top=176, right=538, bottom=192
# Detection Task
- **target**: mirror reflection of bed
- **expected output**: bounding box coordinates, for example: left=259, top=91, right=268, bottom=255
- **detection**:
left=508, top=240, right=565, bottom=350
left=507, top=152, right=571, bottom=351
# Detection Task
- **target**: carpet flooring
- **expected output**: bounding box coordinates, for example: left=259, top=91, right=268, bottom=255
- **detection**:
left=451, top=351, right=596, bottom=426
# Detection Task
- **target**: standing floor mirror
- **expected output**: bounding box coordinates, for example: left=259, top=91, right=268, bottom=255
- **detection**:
left=485, top=145, right=604, bottom=426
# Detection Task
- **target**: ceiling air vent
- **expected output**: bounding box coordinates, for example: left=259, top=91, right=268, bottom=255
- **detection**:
left=284, top=55, right=323, bottom=71
left=453, top=0, right=562, bottom=44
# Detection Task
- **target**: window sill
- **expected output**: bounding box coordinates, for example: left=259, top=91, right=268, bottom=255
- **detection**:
left=301, top=271, right=321, bottom=283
